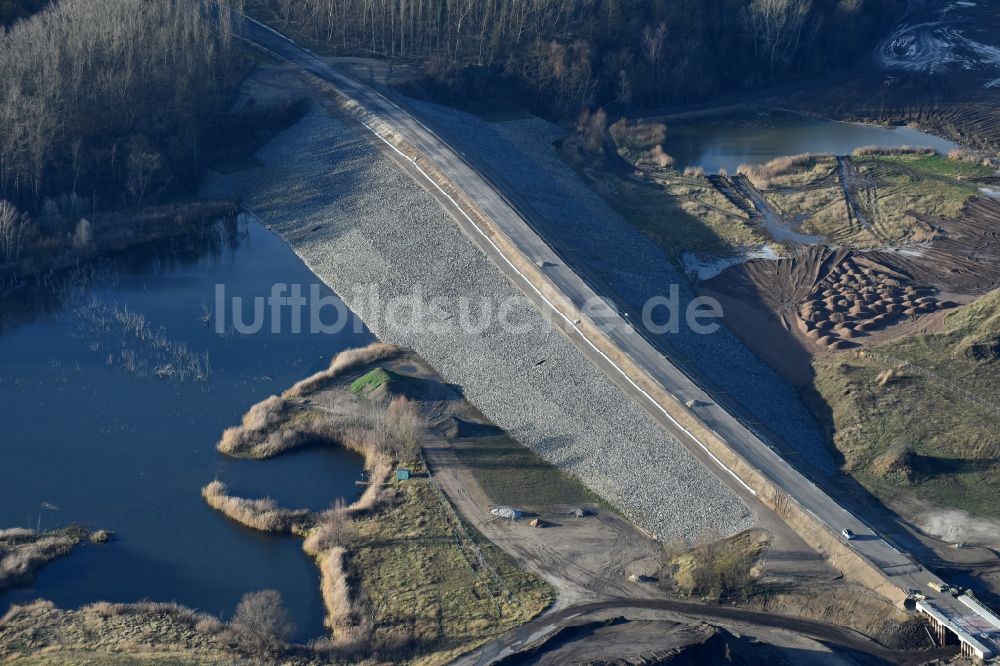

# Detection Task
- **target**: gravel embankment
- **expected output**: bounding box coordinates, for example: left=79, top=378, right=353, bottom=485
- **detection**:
left=409, top=102, right=835, bottom=474
left=201, top=107, right=754, bottom=540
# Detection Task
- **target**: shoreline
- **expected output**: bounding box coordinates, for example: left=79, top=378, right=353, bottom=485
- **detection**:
left=201, top=101, right=755, bottom=542
left=0, top=201, right=236, bottom=288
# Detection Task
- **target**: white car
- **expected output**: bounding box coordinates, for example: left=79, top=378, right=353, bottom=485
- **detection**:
left=842, top=528, right=855, bottom=540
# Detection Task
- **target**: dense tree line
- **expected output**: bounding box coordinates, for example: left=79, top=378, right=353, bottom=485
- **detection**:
left=271, top=0, right=904, bottom=117
left=0, top=0, right=245, bottom=231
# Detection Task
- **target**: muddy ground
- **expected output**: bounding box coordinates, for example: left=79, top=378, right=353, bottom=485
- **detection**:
left=699, top=197, right=1000, bottom=387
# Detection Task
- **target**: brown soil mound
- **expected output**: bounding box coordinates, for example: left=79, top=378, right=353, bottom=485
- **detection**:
left=697, top=203, right=1000, bottom=383
left=871, top=445, right=918, bottom=485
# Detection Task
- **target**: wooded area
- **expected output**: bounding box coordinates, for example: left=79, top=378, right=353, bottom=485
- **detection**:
left=0, top=0, right=245, bottom=251
left=264, top=0, right=904, bottom=117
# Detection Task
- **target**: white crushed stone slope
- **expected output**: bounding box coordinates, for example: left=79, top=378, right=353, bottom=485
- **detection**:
left=201, top=107, right=754, bottom=539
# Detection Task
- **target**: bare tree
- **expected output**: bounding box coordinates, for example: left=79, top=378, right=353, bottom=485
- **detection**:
left=0, top=199, right=30, bottom=261
left=231, top=589, right=295, bottom=652
left=385, top=396, right=424, bottom=461
left=641, top=23, right=667, bottom=83
left=0, top=0, right=242, bottom=211
left=72, top=218, right=94, bottom=251
left=616, top=67, right=632, bottom=107
left=742, top=0, right=813, bottom=73
left=127, top=138, right=164, bottom=210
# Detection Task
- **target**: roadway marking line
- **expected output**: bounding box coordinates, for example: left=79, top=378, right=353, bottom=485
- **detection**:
left=355, top=117, right=757, bottom=497
left=245, top=14, right=1000, bottom=643
left=242, top=15, right=757, bottom=495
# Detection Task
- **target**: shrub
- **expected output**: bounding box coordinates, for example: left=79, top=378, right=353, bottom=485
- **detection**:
left=217, top=395, right=289, bottom=456
left=649, top=144, right=674, bottom=168
left=575, top=108, right=608, bottom=153
left=71, top=219, right=93, bottom=250
left=304, top=500, right=354, bottom=556
left=230, top=590, right=295, bottom=652
left=609, top=118, right=667, bottom=151
left=672, top=533, right=762, bottom=601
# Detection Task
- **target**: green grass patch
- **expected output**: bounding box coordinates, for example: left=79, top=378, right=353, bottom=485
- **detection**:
left=811, top=290, right=1000, bottom=517
left=349, top=478, right=553, bottom=662
left=848, top=155, right=982, bottom=239
left=349, top=367, right=415, bottom=397
left=451, top=435, right=600, bottom=510
left=878, top=153, right=994, bottom=180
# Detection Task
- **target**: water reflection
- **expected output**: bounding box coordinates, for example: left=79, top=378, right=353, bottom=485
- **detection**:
left=664, top=110, right=959, bottom=174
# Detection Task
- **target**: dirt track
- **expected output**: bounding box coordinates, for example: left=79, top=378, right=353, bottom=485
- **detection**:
left=455, top=597, right=956, bottom=666
left=699, top=195, right=1000, bottom=386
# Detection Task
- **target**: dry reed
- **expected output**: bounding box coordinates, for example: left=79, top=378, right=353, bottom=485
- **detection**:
left=1, top=528, right=86, bottom=591
left=319, top=547, right=353, bottom=630
left=852, top=145, right=936, bottom=157
left=285, top=343, right=400, bottom=398
left=737, top=153, right=832, bottom=189
left=201, top=480, right=309, bottom=533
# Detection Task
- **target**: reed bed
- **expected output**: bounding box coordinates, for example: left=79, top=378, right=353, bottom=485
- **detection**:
left=852, top=145, right=936, bottom=157
left=737, top=153, right=833, bottom=189
left=285, top=343, right=400, bottom=398
left=201, top=480, right=309, bottom=533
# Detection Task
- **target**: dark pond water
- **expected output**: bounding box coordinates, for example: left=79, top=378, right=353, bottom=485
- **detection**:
left=0, top=218, right=373, bottom=640
left=664, top=110, right=960, bottom=174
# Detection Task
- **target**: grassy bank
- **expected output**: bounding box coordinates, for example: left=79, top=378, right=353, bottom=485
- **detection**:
left=812, top=289, right=1000, bottom=521
left=0, top=598, right=331, bottom=665
left=559, top=122, right=761, bottom=259
left=345, top=476, right=552, bottom=664
left=204, top=344, right=553, bottom=663
left=561, top=116, right=998, bottom=261
left=0, top=526, right=101, bottom=593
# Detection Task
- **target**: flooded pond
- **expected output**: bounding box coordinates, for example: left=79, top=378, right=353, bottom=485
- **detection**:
left=0, top=218, right=372, bottom=640
left=664, top=110, right=960, bottom=174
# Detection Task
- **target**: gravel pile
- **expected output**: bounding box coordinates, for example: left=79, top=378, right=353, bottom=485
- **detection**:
left=201, top=107, right=754, bottom=540
left=410, top=101, right=836, bottom=474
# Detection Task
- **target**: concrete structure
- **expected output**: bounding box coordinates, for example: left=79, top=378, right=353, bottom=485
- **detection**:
left=917, top=597, right=1000, bottom=660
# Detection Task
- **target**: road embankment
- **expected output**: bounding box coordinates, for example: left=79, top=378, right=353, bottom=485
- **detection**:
left=201, top=88, right=754, bottom=541
left=281, top=71, right=909, bottom=604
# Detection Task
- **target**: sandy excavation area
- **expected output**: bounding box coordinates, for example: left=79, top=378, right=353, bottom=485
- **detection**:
left=700, top=195, right=1000, bottom=386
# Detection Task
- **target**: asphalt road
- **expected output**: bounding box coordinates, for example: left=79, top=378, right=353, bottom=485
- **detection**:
left=236, top=16, right=997, bottom=650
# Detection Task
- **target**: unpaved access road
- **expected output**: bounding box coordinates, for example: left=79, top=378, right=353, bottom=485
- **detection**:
left=236, top=14, right=1000, bottom=656
left=455, top=598, right=957, bottom=666
left=422, top=438, right=663, bottom=608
